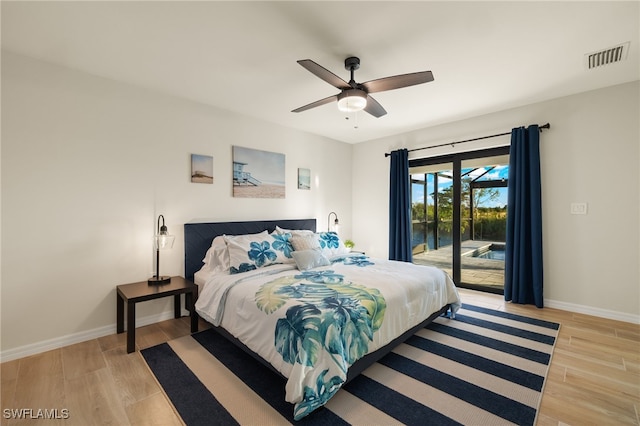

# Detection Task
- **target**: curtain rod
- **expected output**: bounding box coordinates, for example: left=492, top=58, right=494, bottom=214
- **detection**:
left=384, top=122, right=550, bottom=157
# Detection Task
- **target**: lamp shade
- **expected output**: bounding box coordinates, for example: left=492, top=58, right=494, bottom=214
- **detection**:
left=337, top=89, right=367, bottom=113
left=154, top=234, right=175, bottom=250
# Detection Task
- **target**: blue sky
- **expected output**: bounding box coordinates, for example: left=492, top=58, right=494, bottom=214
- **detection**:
left=233, top=146, right=285, bottom=185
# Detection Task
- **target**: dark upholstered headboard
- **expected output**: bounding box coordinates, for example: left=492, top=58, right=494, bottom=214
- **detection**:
left=184, top=218, right=317, bottom=281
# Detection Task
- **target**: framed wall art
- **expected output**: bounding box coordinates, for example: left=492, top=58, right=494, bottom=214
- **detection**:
left=232, top=146, right=285, bottom=198
left=298, top=168, right=310, bottom=190
left=191, top=154, right=213, bottom=184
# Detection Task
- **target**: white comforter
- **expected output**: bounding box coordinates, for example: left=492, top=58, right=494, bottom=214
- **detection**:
left=195, top=255, right=460, bottom=419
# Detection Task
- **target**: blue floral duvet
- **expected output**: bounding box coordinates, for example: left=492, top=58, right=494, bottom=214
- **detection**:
left=195, top=255, right=461, bottom=420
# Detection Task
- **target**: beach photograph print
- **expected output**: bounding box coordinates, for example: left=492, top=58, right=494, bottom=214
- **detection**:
left=191, top=154, right=213, bottom=184
left=232, top=146, right=285, bottom=198
left=298, top=168, right=310, bottom=190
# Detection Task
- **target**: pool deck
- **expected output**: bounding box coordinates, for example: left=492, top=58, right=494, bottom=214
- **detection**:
left=412, top=240, right=505, bottom=289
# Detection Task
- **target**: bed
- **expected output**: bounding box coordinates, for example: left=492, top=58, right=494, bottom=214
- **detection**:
left=185, top=218, right=461, bottom=420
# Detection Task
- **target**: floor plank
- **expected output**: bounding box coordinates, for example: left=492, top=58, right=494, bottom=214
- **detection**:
left=61, top=339, right=106, bottom=380
left=8, top=350, right=66, bottom=426
left=64, top=368, right=131, bottom=425
left=102, top=347, right=160, bottom=407
left=125, top=393, right=183, bottom=426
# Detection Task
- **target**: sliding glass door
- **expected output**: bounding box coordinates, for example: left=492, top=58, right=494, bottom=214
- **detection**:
left=459, top=157, right=508, bottom=292
left=411, top=162, right=454, bottom=275
left=410, top=147, right=509, bottom=294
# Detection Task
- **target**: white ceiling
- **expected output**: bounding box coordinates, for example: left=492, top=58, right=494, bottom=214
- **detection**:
left=2, top=1, right=638, bottom=144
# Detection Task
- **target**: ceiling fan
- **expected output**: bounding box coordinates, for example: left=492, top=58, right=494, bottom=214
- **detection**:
left=292, top=57, right=434, bottom=118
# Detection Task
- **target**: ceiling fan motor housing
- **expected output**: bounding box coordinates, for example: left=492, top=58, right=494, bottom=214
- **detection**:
left=344, top=56, right=361, bottom=71
left=337, top=88, right=367, bottom=112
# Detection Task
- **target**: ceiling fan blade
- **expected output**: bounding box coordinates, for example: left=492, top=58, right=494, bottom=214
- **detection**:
left=291, top=94, right=337, bottom=113
left=364, top=95, right=387, bottom=118
left=362, top=71, right=434, bottom=93
left=297, top=59, right=351, bottom=90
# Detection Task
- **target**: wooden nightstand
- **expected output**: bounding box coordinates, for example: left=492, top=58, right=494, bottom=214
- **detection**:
left=116, top=276, right=198, bottom=353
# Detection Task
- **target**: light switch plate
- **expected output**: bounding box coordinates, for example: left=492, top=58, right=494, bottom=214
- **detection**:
left=570, top=202, right=588, bottom=215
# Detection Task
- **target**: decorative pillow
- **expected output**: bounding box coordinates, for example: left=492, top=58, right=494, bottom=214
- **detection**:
left=201, top=235, right=231, bottom=274
left=291, top=250, right=330, bottom=271
left=225, top=231, right=294, bottom=274
left=315, top=232, right=350, bottom=258
left=290, top=234, right=321, bottom=251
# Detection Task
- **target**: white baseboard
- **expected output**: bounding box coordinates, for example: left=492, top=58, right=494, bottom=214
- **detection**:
left=545, top=298, right=640, bottom=325
left=0, top=309, right=188, bottom=363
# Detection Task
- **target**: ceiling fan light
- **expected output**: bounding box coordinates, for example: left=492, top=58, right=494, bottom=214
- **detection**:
left=337, top=89, right=367, bottom=112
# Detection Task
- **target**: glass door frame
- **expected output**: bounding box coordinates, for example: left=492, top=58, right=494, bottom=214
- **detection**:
left=409, top=146, right=510, bottom=291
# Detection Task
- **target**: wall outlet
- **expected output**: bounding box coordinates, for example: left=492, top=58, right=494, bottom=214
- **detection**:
left=570, top=202, right=588, bottom=215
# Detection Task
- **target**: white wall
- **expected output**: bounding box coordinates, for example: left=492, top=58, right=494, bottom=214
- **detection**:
left=352, top=81, right=640, bottom=322
left=0, top=52, right=353, bottom=358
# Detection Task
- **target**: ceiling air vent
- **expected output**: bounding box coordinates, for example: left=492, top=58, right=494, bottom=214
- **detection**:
left=585, top=42, right=630, bottom=69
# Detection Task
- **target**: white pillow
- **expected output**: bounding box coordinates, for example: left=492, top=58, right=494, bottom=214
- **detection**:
left=290, top=234, right=321, bottom=251
left=291, top=250, right=330, bottom=271
left=225, top=231, right=294, bottom=274
left=201, top=235, right=231, bottom=273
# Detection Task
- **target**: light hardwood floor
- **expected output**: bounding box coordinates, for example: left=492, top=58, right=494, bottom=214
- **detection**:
left=1, top=289, right=638, bottom=425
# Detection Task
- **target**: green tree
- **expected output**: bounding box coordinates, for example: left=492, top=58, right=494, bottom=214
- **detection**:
left=434, top=178, right=500, bottom=234
left=412, top=202, right=426, bottom=222
left=411, top=172, right=503, bottom=244
left=473, top=187, right=500, bottom=209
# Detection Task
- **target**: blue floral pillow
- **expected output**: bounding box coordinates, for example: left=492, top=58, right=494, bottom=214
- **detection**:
left=315, top=232, right=350, bottom=258
left=225, top=232, right=294, bottom=274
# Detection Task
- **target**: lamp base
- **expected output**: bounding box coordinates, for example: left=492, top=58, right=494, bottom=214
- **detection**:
left=148, top=276, right=171, bottom=285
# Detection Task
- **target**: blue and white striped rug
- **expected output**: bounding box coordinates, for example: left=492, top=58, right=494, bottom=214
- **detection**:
left=141, top=304, right=559, bottom=425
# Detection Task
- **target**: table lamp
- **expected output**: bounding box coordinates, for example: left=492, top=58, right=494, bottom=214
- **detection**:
left=148, top=214, right=175, bottom=285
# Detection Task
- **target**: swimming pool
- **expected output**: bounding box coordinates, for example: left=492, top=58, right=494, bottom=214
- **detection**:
left=465, top=243, right=506, bottom=261
left=476, top=249, right=506, bottom=260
